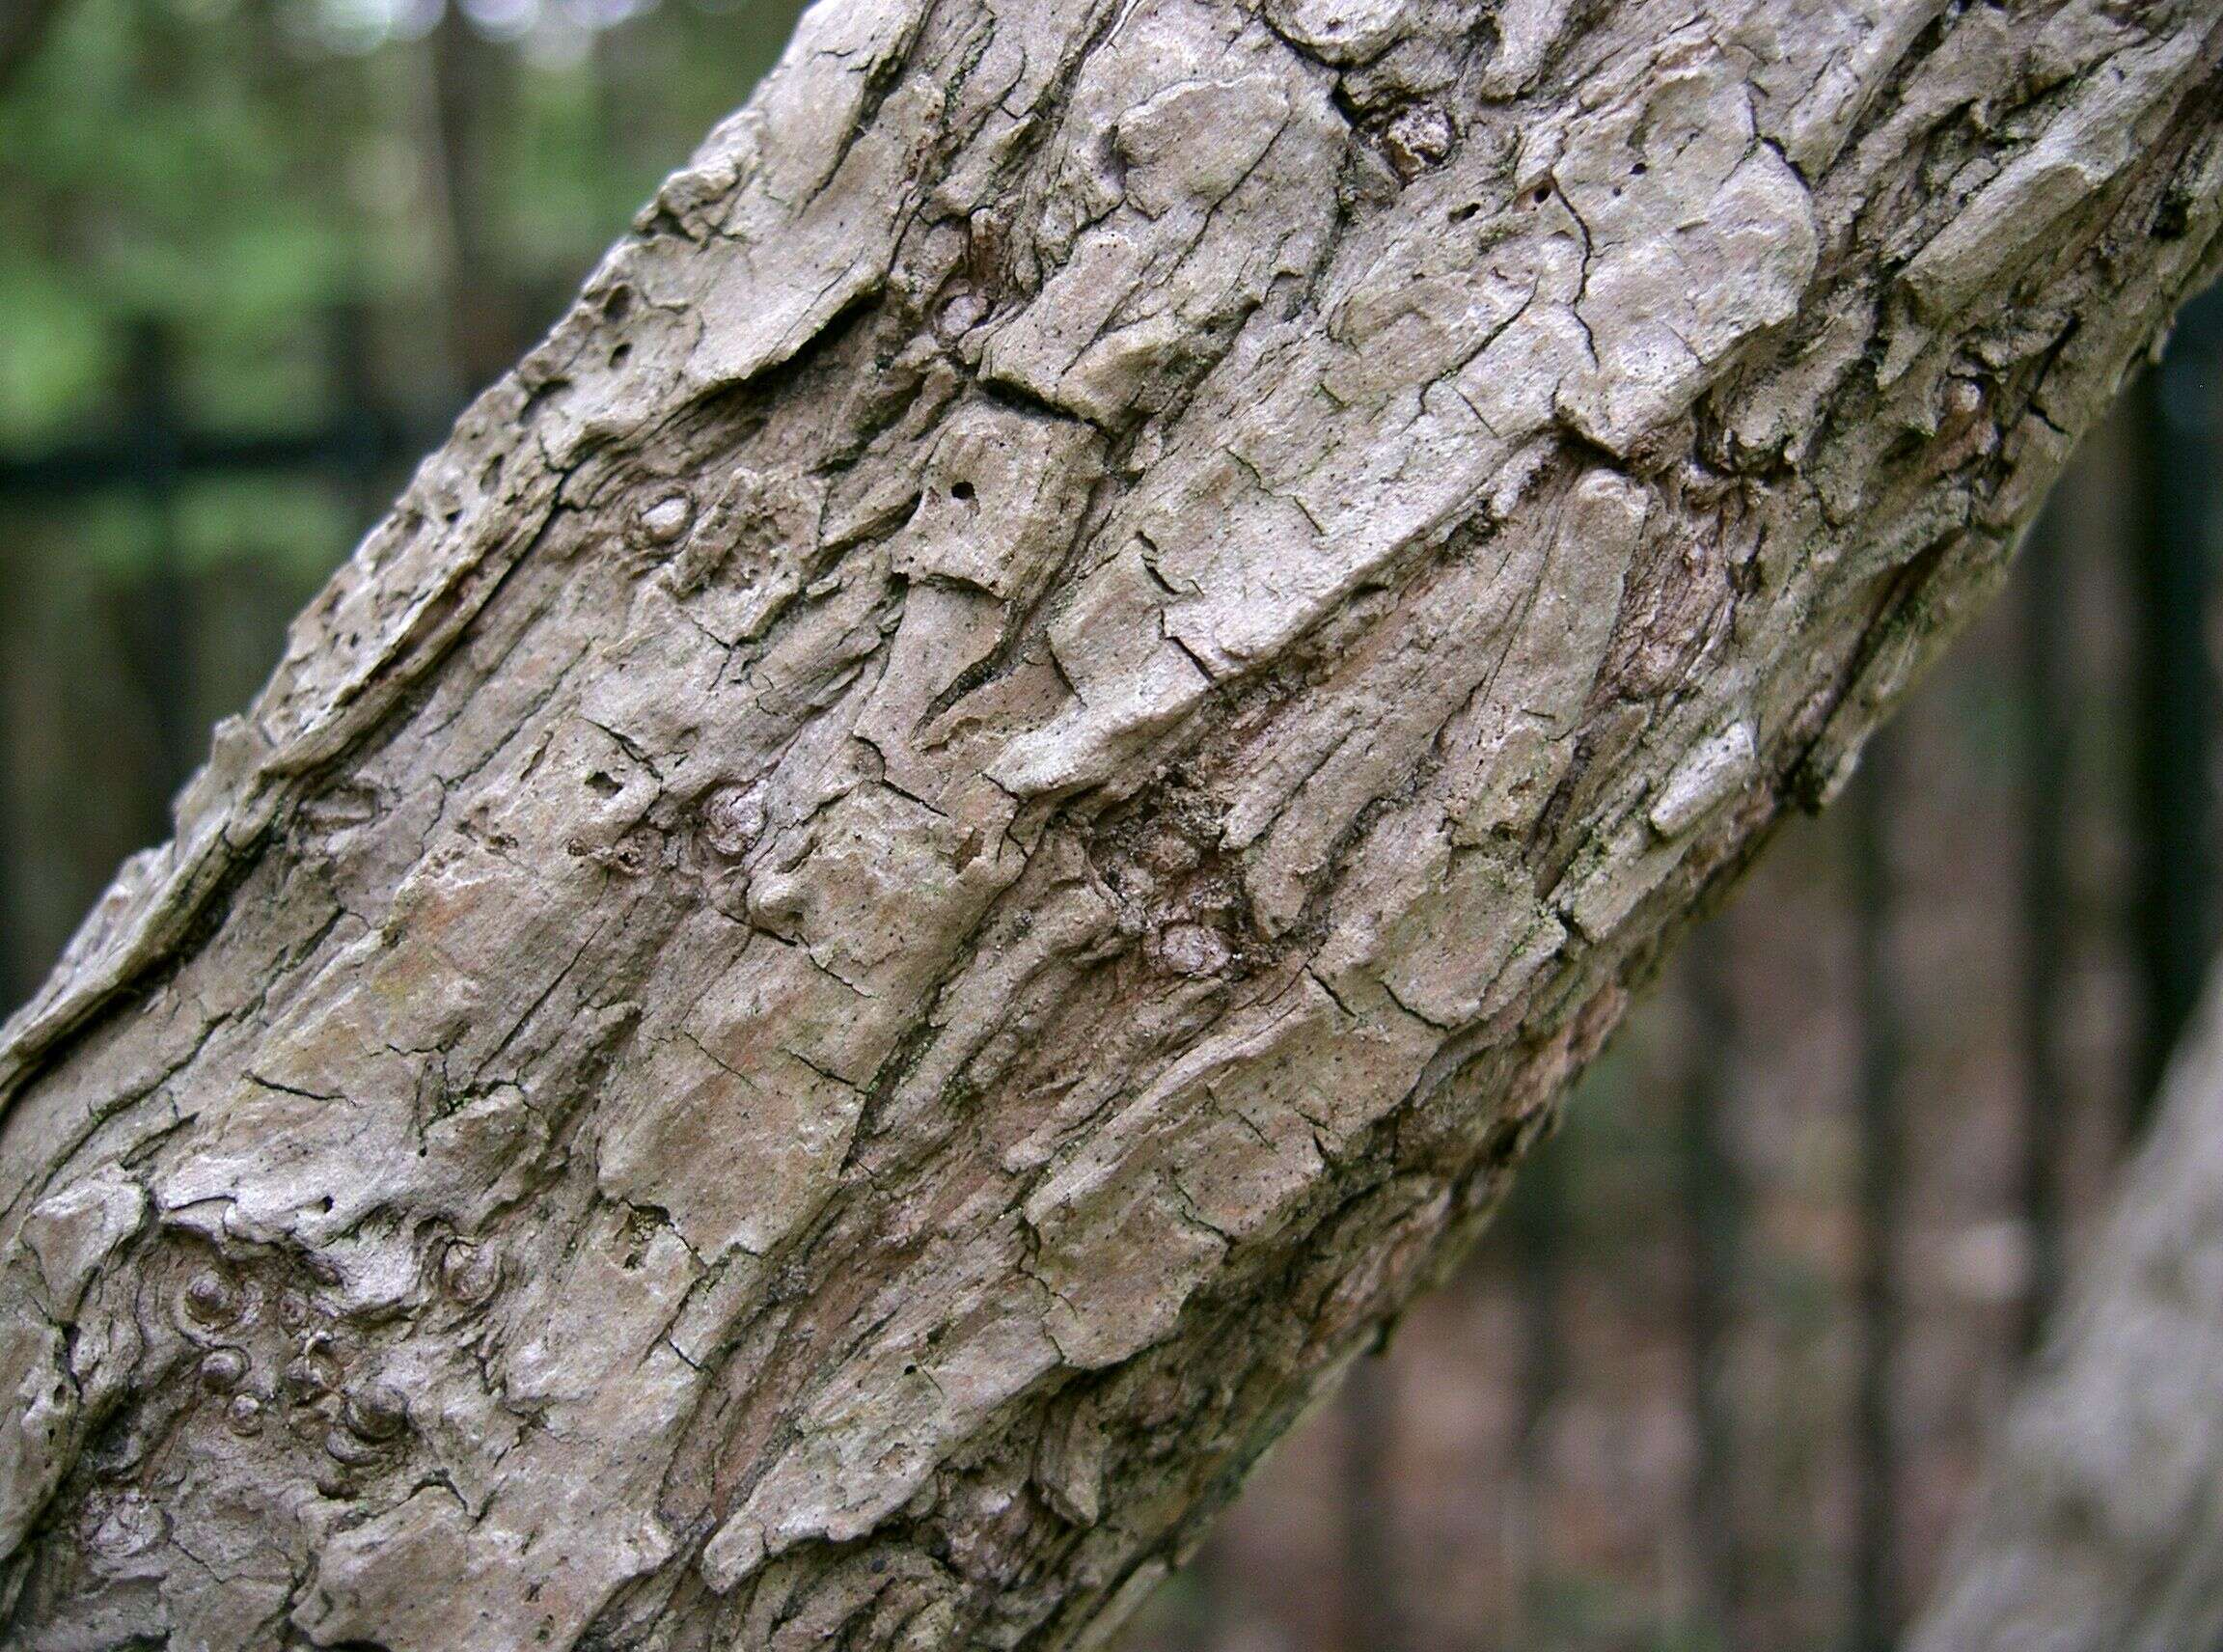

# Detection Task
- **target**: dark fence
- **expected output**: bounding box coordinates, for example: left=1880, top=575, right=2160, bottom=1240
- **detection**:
left=0, top=305, right=456, bottom=1008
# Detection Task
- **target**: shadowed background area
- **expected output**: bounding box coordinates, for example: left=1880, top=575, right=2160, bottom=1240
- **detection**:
left=1, top=2, right=2218, bottom=1647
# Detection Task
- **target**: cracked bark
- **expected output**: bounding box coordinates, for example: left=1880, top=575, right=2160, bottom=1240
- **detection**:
left=1907, top=958, right=2223, bottom=1652
left=1, top=2, right=2218, bottom=1647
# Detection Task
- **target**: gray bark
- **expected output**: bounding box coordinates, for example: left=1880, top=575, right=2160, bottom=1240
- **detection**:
left=2, top=2, right=2219, bottom=1648
left=1907, top=957, right=2223, bottom=1652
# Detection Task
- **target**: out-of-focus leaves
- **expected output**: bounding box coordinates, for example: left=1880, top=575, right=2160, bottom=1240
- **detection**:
left=0, top=0, right=804, bottom=453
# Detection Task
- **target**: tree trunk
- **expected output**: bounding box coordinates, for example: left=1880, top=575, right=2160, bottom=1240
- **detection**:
left=1907, top=952, right=2223, bottom=1652
left=1, top=3, right=2218, bottom=1648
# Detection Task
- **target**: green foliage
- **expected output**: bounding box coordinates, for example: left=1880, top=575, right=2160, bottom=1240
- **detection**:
left=0, top=0, right=804, bottom=522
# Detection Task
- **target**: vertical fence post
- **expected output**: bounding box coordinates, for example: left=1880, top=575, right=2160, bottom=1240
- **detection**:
left=2016, top=501, right=2071, bottom=1352
left=1679, top=922, right=1743, bottom=1644
left=1504, top=1117, right=1567, bottom=1642
left=1850, top=734, right=1904, bottom=1652
left=325, top=298, right=394, bottom=536
left=0, top=482, right=18, bottom=1012
left=123, top=317, right=196, bottom=843
left=1339, top=1346, right=1407, bottom=1652
left=2127, top=289, right=2223, bottom=1123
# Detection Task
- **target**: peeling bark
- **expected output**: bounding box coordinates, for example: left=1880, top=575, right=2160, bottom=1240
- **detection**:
left=1, top=2, right=2219, bottom=1647
left=1908, top=961, right=2223, bottom=1652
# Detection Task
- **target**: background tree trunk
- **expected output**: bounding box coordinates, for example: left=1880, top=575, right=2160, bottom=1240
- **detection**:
left=1907, top=950, right=2223, bottom=1652
left=0, top=2, right=2218, bottom=1648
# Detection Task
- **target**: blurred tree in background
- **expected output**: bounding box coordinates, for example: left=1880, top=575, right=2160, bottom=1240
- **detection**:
left=1, top=5, right=2218, bottom=1649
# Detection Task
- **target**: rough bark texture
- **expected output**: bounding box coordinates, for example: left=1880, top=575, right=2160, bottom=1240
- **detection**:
left=1907, top=960, right=2223, bottom=1652
left=1, top=3, right=2218, bottom=1648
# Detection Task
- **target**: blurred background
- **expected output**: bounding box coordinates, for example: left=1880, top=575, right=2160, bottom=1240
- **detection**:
left=1, top=2, right=2218, bottom=1647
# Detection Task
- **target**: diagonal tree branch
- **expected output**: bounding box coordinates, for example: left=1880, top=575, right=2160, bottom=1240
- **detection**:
left=1908, top=950, right=2223, bottom=1652
left=0, top=3, right=2218, bottom=1648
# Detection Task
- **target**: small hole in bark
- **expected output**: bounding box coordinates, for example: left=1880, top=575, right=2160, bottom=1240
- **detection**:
left=1532, top=185, right=1551, bottom=204
left=950, top=481, right=975, bottom=502
left=520, top=376, right=571, bottom=425
left=1631, top=161, right=1647, bottom=176
left=1447, top=203, right=1480, bottom=223
left=609, top=343, right=632, bottom=369
left=585, top=770, right=621, bottom=797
